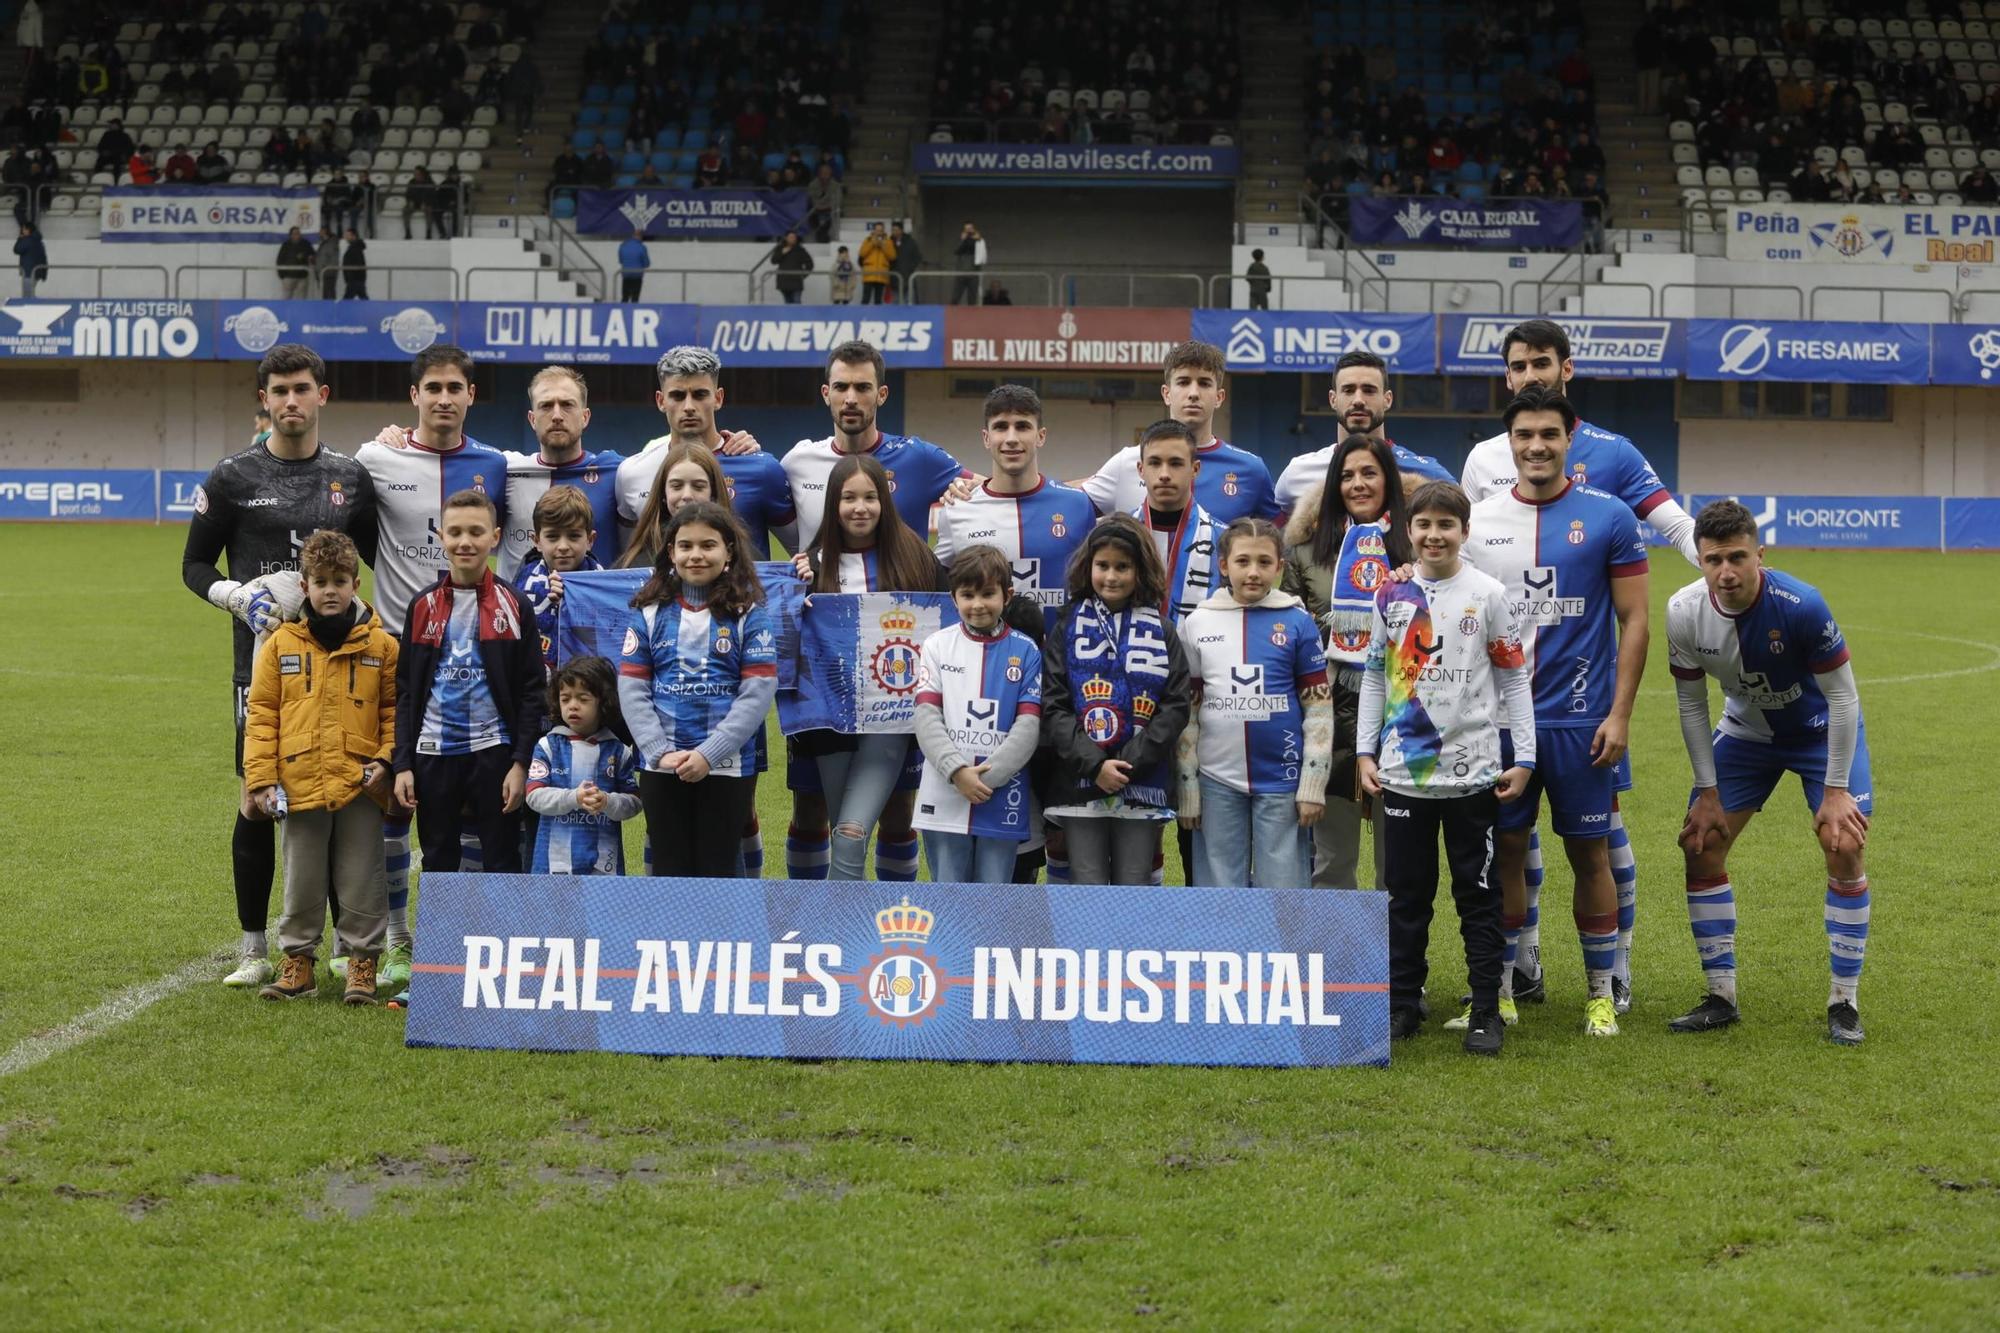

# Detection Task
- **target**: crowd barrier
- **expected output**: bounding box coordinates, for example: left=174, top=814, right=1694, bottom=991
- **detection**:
left=9, top=300, right=2000, bottom=383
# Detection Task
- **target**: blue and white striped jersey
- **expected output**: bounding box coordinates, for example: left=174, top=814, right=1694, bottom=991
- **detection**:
left=934, top=476, right=1089, bottom=633
left=1178, top=592, right=1330, bottom=794
left=783, top=431, right=969, bottom=548
left=615, top=433, right=800, bottom=558
left=1667, top=568, right=1854, bottom=746
left=417, top=587, right=508, bottom=755
left=500, top=448, right=624, bottom=579
left=617, top=599, right=777, bottom=775
left=1082, top=438, right=1280, bottom=524
left=1461, top=480, right=1649, bottom=730
left=526, top=725, right=641, bottom=874
left=912, top=625, right=1043, bottom=839
left=356, top=433, right=509, bottom=631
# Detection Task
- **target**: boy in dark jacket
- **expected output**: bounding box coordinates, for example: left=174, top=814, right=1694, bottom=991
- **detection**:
left=392, top=489, right=545, bottom=872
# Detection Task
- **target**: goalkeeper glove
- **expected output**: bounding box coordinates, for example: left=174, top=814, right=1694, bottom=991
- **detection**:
left=210, top=580, right=283, bottom=635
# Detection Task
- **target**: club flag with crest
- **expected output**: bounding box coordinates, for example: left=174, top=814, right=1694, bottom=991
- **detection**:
left=778, top=592, right=960, bottom=735
left=556, top=564, right=807, bottom=688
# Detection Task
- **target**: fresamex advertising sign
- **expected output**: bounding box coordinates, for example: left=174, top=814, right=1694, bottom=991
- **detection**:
left=404, top=874, right=1390, bottom=1067
left=944, top=306, right=1191, bottom=370
left=697, top=305, right=947, bottom=368
left=1724, top=203, right=2000, bottom=264
left=1440, top=315, right=1683, bottom=379
left=1685, top=320, right=1930, bottom=384
left=1190, top=310, right=1437, bottom=374
left=0, top=300, right=213, bottom=359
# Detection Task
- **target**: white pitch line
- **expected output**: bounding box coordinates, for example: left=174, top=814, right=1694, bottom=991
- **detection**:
left=0, top=949, right=230, bottom=1080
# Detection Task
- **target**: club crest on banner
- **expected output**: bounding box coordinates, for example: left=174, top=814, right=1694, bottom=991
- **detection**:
left=861, top=896, right=947, bottom=1027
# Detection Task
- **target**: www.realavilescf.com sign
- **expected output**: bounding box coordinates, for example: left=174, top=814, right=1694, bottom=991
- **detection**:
left=404, top=875, right=1389, bottom=1067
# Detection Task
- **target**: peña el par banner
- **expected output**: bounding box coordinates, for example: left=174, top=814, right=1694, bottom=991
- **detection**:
left=403, top=873, right=1391, bottom=1067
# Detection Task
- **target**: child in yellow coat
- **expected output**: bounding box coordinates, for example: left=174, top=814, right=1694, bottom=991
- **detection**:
left=243, top=530, right=398, bottom=1004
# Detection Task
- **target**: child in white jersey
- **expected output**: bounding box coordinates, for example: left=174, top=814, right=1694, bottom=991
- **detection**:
left=526, top=655, right=641, bottom=874
left=912, top=546, right=1044, bottom=882
left=1176, top=518, right=1334, bottom=889
left=1357, top=481, right=1536, bottom=1055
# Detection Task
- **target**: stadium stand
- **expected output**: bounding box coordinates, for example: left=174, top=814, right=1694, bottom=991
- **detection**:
left=1299, top=0, right=1604, bottom=219
left=1656, top=0, right=2000, bottom=229
left=924, top=0, right=1242, bottom=146
left=551, top=0, right=863, bottom=212
left=0, top=0, right=537, bottom=233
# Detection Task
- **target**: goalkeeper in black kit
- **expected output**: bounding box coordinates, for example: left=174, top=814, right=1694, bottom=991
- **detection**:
left=180, top=344, right=380, bottom=988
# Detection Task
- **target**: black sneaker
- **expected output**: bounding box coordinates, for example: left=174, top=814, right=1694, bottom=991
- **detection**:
left=1389, top=1007, right=1425, bottom=1040
left=1462, top=1007, right=1503, bottom=1056
left=1612, top=975, right=1632, bottom=1014
left=1512, top=965, right=1546, bottom=1004
left=1826, top=1001, right=1865, bottom=1046
left=1668, top=993, right=1740, bottom=1033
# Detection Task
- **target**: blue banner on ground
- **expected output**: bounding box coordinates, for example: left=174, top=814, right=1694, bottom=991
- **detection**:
left=697, top=304, right=948, bottom=368
left=1686, top=494, right=1943, bottom=550
left=0, top=299, right=214, bottom=360
left=0, top=468, right=156, bottom=521
left=1190, top=310, right=1437, bottom=374
left=576, top=187, right=809, bottom=239
left=1349, top=196, right=1583, bottom=249
left=160, top=470, right=206, bottom=521
left=1944, top=498, right=2000, bottom=551
left=212, top=301, right=453, bottom=360
left=455, top=301, right=700, bottom=364
left=1439, top=314, right=1684, bottom=379
left=402, top=873, right=1391, bottom=1067
left=911, top=143, right=1240, bottom=183
left=1686, top=320, right=1931, bottom=384
left=1930, top=324, right=2000, bottom=385
left=779, top=592, right=958, bottom=734
left=99, top=185, right=318, bottom=243
left=556, top=564, right=806, bottom=689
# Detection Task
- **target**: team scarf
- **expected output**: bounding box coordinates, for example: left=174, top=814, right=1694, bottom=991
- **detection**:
left=1324, top=516, right=1393, bottom=668
left=1133, top=501, right=1218, bottom=624
left=1061, top=597, right=1175, bottom=810
left=407, top=568, right=525, bottom=646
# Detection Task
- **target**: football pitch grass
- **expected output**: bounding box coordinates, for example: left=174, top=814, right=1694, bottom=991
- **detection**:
left=3, top=524, right=1997, bottom=1328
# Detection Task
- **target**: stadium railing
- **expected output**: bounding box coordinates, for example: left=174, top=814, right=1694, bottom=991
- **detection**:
left=900, top=269, right=1054, bottom=306
left=920, top=115, right=1239, bottom=149
left=171, top=263, right=461, bottom=300
left=27, top=263, right=173, bottom=297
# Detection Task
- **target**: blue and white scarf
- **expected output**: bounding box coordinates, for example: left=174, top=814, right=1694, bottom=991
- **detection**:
left=1060, top=597, right=1175, bottom=810
left=1324, top=517, right=1392, bottom=668
left=1134, top=501, right=1219, bottom=624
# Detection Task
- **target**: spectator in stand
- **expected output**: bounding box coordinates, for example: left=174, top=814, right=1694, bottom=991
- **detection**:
left=2, top=149, right=28, bottom=224
left=1427, top=128, right=1462, bottom=177
left=1372, top=169, right=1398, bottom=197
left=1579, top=170, right=1609, bottom=252
left=128, top=149, right=159, bottom=187
left=983, top=278, right=1012, bottom=306
left=888, top=221, right=922, bottom=301
left=766, top=229, right=814, bottom=304
left=290, top=129, right=316, bottom=173
left=831, top=245, right=855, bottom=303
left=618, top=228, right=649, bottom=301
left=859, top=220, right=894, bottom=304
left=326, top=170, right=362, bottom=236
left=1246, top=248, right=1272, bottom=310
left=436, top=168, right=463, bottom=238
left=550, top=145, right=583, bottom=203
left=634, top=161, right=665, bottom=187
left=16, top=221, right=48, bottom=299
left=94, top=117, right=134, bottom=178
left=1757, top=130, right=1794, bottom=185
left=163, top=143, right=199, bottom=185
left=1894, top=181, right=1917, bottom=205
left=734, top=98, right=768, bottom=153
left=405, top=166, right=436, bottom=238
left=16, top=1, right=42, bottom=73
left=1633, top=10, right=1662, bottom=114
left=210, top=54, right=243, bottom=106
left=1827, top=158, right=1860, bottom=203
left=1963, top=166, right=2000, bottom=206
left=582, top=143, right=616, bottom=190
left=1569, top=130, right=1605, bottom=177
left=695, top=143, right=725, bottom=187
left=952, top=220, right=985, bottom=305
left=196, top=141, right=231, bottom=185
left=314, top=224, right=340, bottom=298
left=264, top=126, right=293, bottom=173
left=779, top=149, right=810, bottom=189
left=1518, top=167, right=1545, bottom=197
left=277, top=225, right=314, bottom=299
left=350, top=104, right=383, bottom=154
left=1790, top=158, right=1832, bottom=202
left=341, top=226, right=368, bottom=299
left=438, top=82, right=472, bottom=131
left=806, top=161, right=841, bottom=243
left=353, top=171, right=377, bottom=235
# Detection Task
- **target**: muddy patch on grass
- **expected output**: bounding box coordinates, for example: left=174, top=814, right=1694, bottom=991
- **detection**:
left=123, top=1194, right=165, bottom=1220
left=188, top=1172, right=240, bottom=1187
left=304, top=1146, right=475, bottom=1221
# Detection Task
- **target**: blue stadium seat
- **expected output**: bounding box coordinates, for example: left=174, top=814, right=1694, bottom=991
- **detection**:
left=1456, top=161, right=1483, bottom=183
left=620, top=150, right=645, bottom=172
left=686, top=108, right=712, bottom=132
left=584, top=83, right=609, bottom=104
left=1456, top=181, right=1485, bottom=199
left=614, top=173, right=638, bottom=187
left=612, top=83, right=637, bottom=105
left=654, top=127, right=681, bottom=151
left=761, top=151, right=786, bottom=171
left=605, top=24, right=628, bottom=42
left=571, top=129, right=597, bottom=152
left=675, top=149, right=701, bottom=173
left=551, top=194, right=577, bottom=219
left=681, top=128, right=708, bottom=150
left=667, top=173, right=694, bottom=189
left=577, top=107, right=603, bottom=128
left=649, top=150, right=675, bottom=170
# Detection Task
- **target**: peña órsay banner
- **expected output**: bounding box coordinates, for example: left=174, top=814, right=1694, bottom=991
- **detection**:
left=402, top=874, right=1392, bottom=1067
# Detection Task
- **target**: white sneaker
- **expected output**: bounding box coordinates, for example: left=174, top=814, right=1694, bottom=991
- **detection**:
left=223, top=955, right=275, bottom=988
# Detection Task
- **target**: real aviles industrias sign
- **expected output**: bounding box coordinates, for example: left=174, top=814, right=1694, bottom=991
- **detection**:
left=403, top=875, right=1391, bottom=1067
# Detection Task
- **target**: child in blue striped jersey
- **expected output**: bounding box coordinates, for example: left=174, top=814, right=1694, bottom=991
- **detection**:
left=526, top=655, right=641, bottom=874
